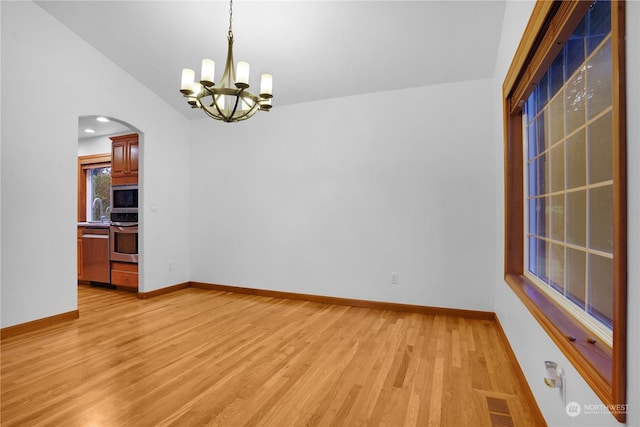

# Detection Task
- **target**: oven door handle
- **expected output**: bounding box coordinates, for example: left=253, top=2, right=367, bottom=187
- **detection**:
left=110, top=222, right=138, bottom=228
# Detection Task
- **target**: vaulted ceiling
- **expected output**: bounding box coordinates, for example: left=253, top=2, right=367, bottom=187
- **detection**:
left=37, top=1, right=506, bottom=120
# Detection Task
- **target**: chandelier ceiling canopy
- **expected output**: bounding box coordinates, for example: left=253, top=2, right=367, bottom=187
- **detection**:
left=179, top=0, right=272, bottom=123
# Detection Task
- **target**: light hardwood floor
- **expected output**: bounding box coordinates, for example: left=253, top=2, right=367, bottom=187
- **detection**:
left=1, top=285, right=545, bottom=426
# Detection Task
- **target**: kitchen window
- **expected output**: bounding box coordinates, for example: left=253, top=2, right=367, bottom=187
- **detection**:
left=503, top=0, right=626, bottom=421
left=78, top=154, right=111, bottom=222
left=87, top=166, right=111, bottom=221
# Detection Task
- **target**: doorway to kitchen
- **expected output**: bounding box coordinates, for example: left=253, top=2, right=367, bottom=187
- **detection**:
left=77, top=115, right=141, bottom=295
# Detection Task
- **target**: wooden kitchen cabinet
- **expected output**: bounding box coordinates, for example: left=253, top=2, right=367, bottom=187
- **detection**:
left=82, top=228, right=110, bottom=284
left=111, top=261, right=138, bottom=291
left=77, top=227, right=84, bottom=281
left=111, top=133, right=138, bottom=185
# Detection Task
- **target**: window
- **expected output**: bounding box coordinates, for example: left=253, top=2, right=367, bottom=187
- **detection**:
left=87, top=166, right=111, bottom=222
left=78, top=154, right=111, bottom=222
left=524, top=1, right=614, bottom=343
left=503, top=1, right=626, bottom=422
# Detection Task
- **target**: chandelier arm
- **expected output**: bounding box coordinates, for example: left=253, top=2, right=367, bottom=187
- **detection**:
left=201, top=87, right=224, bottom=120
left=200, top=102, right=260, bottom=122
left=213, top=94, right=228, bottom=121
left=202, top=106, right=229, bottom=122
left=228, top=88, right=245, bottom=118
left=202, top=86, right=250, bottom=121
left=198, top=86, right=223, bottom=117
left=229, top=104, right=260, bottom=122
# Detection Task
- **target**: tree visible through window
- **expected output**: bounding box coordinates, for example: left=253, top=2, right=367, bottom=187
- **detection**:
left=88, top=166, right=111, bottom=222
left=78, top=154, right=111, bottom=223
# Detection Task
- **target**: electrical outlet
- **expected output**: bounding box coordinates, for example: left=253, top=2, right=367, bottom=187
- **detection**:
left=391, top=272, right=399, bottom=285
left=168, top=261, right=174, bottom=271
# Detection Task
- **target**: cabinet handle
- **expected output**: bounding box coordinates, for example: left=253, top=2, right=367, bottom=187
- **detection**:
left=83, top=234, right=108, bottom=239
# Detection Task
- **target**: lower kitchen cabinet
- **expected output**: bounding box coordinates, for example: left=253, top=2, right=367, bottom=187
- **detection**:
left=82, top=227, right=110, bottom=283
left=111, top=261, right=138, bottom=290
left=77, top=227, right=84, bottom=281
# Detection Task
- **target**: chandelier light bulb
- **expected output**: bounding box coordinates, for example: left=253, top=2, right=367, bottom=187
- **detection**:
left=235, top=61, right=250, bottom=88
left=200, top=59, right=215, bottom=87
left=180, top=68, right=195, bottom=94
left=260, top=74, right=273, bottom=98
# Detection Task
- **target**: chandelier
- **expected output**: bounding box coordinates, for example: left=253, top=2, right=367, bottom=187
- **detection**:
left=179, top=0, right=272, bottom=122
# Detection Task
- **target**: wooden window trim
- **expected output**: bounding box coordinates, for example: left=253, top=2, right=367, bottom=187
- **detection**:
left=78, top=153, right=111, bottom=222
left=502, top=1, right=627, bottom=422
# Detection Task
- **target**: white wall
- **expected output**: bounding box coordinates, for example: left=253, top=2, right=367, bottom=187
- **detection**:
left=189, top=78, right=498, bottom=311
left=0, top=1, right=191, bottom=328
left=492, top=2, right=639, bottom=426
left=78, top=135, right=114, bottom=157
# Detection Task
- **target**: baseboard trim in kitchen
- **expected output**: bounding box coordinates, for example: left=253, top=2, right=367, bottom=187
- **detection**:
left=189, top=281, right=496, bottom=320
left=0, top=310, right=79, bottom=340
left=137, top=282, right=190, bottom=299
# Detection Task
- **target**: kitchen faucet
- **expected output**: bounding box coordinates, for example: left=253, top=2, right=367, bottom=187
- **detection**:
left=92, top=197, right=106, bottom=223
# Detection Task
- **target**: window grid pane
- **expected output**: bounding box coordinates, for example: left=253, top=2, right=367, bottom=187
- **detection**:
left=524, top=2, right=613, bottom=331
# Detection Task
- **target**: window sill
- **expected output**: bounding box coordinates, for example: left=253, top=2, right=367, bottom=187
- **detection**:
left=504, top=274, right=614, bottom=408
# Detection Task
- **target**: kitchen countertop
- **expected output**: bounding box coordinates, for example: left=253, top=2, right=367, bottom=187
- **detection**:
left=78, top=222, right=110, bottom=228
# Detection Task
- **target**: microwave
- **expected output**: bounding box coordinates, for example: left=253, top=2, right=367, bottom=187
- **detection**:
left=111, top=184, right=138, bottom=213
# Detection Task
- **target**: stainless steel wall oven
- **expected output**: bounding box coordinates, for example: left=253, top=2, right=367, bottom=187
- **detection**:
left=110, top=222, right=138, bottom=263
left=110, top=184, right=138, bottom=263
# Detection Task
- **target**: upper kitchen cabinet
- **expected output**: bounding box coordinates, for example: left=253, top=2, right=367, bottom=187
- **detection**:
left=111, top=133, right=139, bottom=185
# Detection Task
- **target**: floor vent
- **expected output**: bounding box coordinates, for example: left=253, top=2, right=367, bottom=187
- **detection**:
left=486, top=396, right=514, bottom=427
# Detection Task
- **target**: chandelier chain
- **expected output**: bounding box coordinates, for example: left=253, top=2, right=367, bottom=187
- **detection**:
left=228, top=0, right=233, bottom=36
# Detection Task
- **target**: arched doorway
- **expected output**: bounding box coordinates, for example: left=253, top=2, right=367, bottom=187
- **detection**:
left=77, top=115, right=141, bottom=294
